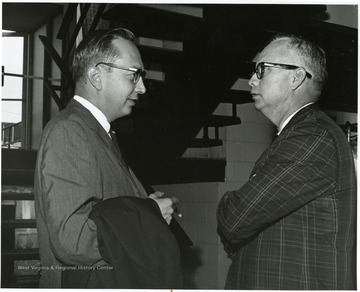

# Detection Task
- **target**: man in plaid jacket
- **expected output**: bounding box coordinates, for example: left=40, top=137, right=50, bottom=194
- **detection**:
left=217, top=34, right=356, bottom=290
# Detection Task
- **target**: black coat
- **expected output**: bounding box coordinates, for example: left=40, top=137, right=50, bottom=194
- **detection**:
left=62, top=196, right=183, bottom=288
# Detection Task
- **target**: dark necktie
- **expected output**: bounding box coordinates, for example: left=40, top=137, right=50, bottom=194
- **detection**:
left=109, top=130, right=129, bottom=169
left=272, top=134, right=279, bottom=143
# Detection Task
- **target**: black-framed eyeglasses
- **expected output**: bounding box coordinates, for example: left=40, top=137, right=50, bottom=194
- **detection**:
left=96, top=62, right=146, bottom=84
left=251, top=62, right=312, bottom=80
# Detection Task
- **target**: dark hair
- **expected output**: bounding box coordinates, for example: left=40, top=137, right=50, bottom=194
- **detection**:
left=271, top=34, right=328, bottom=93
left=71, top=28, right=135, bottom=83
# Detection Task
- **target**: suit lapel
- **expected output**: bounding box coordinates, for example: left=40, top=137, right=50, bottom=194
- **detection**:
left=68, top=99, right=133, bottom=176
left=281, top=104, right=318, bottom=135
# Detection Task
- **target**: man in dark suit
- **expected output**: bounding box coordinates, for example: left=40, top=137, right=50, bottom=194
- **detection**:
left=217, top=34, right=356, bottom=289
left=34, top=28, right=180, bottom=288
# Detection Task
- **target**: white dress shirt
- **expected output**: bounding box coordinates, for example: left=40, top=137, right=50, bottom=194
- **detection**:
left=74, top=95, right=111, bottom=135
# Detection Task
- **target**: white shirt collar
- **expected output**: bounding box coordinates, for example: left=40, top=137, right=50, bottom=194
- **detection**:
left=74, top=95, right=111, bottom=133
left=277, top=102, right=314, bottom=135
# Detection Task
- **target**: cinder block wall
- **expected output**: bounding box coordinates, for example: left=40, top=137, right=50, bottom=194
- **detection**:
left=152, top=182, right=221, bottom=289
left=154, top=102, right=275, bottom=289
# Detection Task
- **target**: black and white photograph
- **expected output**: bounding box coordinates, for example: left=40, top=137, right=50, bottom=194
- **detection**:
left=1, top=2, right=358, bottom=290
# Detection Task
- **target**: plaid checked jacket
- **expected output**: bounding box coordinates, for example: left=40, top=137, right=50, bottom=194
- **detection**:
left=217, top=104, right=356, bottom=289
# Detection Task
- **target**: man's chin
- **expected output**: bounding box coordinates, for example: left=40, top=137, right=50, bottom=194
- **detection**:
left=113, top=108, right=132, bottom=121
left=127, top=99, right=136, bottom=107
left=253, top=100, right=263, bottom=111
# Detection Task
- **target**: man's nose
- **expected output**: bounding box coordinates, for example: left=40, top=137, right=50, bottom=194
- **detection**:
left=248, top=73, right=258, bottom=87
left=135, top=77, right=146, bottom=94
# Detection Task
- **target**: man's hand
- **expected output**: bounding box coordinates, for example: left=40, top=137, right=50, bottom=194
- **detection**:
left=148, top=191, right=179, bottom=224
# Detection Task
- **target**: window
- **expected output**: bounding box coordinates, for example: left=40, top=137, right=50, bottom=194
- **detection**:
left=2, top=30, right=30, bottom=148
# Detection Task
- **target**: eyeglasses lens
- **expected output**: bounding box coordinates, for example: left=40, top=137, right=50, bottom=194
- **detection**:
left=132, top=71, right=140, bottom=84
left=134, top=70, right=146, bottom=84
left=256, top=64, right=264, bottom=79
left=133, top=72, right=140, bottom=84
left=251, top=64, right=263, bottom=79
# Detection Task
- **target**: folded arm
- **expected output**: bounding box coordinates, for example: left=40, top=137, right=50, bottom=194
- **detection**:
left=217, top=126, right=337, bottom=246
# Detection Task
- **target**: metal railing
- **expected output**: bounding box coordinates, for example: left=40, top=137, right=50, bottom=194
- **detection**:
left=2, top=122, right=22, bottom=148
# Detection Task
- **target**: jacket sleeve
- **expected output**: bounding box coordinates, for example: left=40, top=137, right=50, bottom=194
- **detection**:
left=217, top=123, right=337, bottom=246
left=37, top=120, right=103, bottom=266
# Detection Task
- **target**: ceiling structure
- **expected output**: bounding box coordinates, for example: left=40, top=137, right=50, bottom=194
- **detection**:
left=2, top=3, right=63, bottom=33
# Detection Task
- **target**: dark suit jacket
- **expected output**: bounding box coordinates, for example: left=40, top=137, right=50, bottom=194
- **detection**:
left=62, top=196, right=183, bottom=288
left=217, top=104, right=356, bottom=289
left=34, top=99, right=148, bottom=287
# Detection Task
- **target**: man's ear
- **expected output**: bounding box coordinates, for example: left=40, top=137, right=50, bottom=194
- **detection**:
left=87, top=67, right=102, bottom=91
left=291, top=68, right=307, bottom=90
